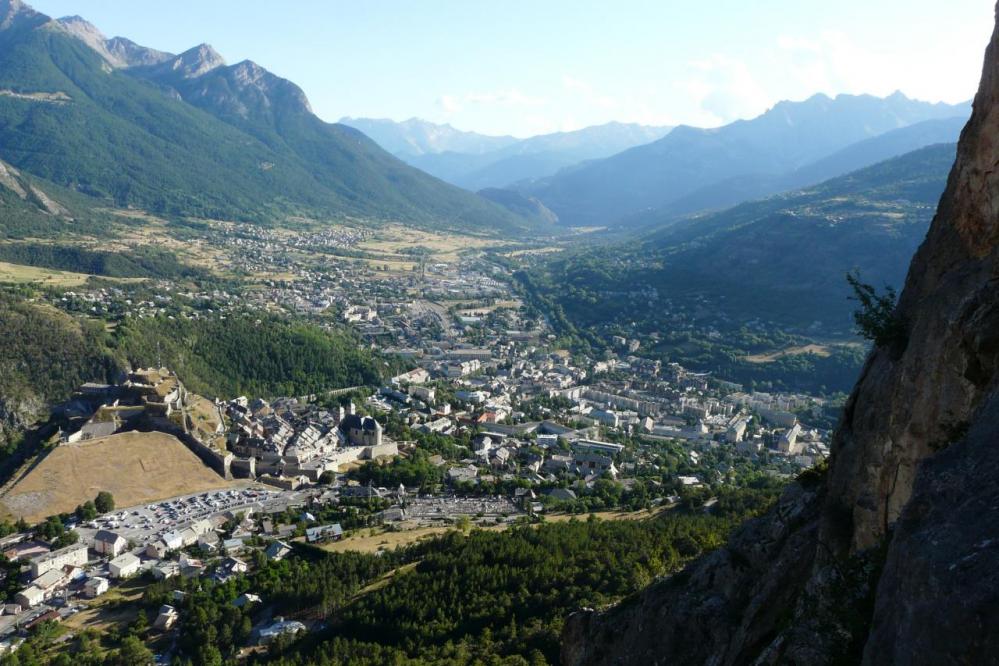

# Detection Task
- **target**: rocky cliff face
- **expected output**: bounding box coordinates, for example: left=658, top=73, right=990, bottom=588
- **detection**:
left=563, top=5, right=999, bottom=665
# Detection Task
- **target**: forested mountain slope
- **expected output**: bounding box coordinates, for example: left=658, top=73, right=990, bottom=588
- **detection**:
left=0, top=1, right=530, bottom=234
left=526, top=143, right=954, bottom=336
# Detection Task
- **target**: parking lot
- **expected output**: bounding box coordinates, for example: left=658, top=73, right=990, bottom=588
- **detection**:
left=75, top=486, right=311, bottom=547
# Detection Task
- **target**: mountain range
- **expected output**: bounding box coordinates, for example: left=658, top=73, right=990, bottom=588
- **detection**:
left=0, top=0, right=534, bottom=235
left=0, top=0, right=973, bottom=243
left=517, top=92, right=969, bottom=228
left=340, top=117, right=672, bottom=191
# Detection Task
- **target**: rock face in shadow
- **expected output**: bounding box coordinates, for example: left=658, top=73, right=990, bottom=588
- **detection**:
left=562, top=4, right=999, bottom=664
left=863, top=388, right=999, bottom=664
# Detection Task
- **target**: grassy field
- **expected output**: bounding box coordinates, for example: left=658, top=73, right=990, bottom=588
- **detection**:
left=0, top=431, right=232, bottom=522
left=313, top=510, right=657, bottom=554
left=109, top=211, right=228, bottom=273
left=61, top=578, right=147, bottom=633
left=359, top=224, right=508, bottom=263
left=0, top=260, right=105, bottom=287
left=743, top=343, right=833, bottom=363
left=316, top=525, right=459, bottom=554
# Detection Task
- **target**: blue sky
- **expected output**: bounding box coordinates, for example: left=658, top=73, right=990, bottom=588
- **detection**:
left=31, top=0, right=996, bottom=137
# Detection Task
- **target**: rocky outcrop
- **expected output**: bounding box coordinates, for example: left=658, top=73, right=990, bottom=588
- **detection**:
left=863, top=388, right=999, bottom=663
left=0, top=157, right=69, bottom=216
left=0, top=391, right=45, bottom=448
left=54, top=16, right=172, bottom=69
left=0, top=0, right=45, bottom=32
left=563, top=4, right=999, bottom=664
left=160, top=43, right=227, bottom=79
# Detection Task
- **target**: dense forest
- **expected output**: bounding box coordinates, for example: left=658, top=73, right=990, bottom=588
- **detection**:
left=0, top=291, right=119, bottom=447
left=111, top=314, right=399, bottom=399
left=0, top=243, right=208, bottom=280
left=0, top=291, right=119, bottom=407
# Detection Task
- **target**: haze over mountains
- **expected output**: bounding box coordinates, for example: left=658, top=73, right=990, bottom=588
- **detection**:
left=518, top=92, right=969, bottom=228
left=344, top=94, right=968, bottom=232
left=0, top=0, right=533, bottom=235
left=341, top=117, right=673, bottom=191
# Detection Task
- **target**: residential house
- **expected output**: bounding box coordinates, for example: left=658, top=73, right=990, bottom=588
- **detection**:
left=93, top=530, right=128, bottom=557
left=264, top=541, right=292, bottom=561
left=84, top=577, right=109, bottom=598
left=256, top=617, right=306, bottom=645
left=109, top=552, right=140, bottom=579
left=305, top=524, right=343, bottom=543
left=232, top=593, right=261, bottom=608
left=447, top=465, right=478, bottom=484
left=572, top=452, right=618, bottom=479
left=214, top=556, right=248, bottom=583
left=15, top=586, right=44, bottom=608
left=154, top=605, right=179, bottom=631
left=222, top=537, right=247, bottom=554
left=151, top=562, right=181, bottom=581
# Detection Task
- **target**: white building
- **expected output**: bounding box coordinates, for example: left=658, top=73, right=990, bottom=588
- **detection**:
left=778, top=423, right=804, bottom=455
left=93, top=530, right=128, bottom=557
left=29, top=544, right=88, bottom=578
left=84, top=577, right=109, bottom=598
left=109, top=552, right=140, bottom=579
left=726, top=419, right=749, bottom=443
left=154, top=604, right=179, bottom=631
left=15, top=585, right=44, bottom=608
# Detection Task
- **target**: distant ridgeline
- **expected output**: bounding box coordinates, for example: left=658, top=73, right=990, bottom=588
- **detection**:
left=517, top=96, right=967, bottom=229
left=517, top=143, right=955, bottom=393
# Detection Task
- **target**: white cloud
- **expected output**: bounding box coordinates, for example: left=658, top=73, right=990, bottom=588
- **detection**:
left=437, top=94, right=461, bottom=114
left=773, top=29, right=981, bottom=104
left=680, top=54, right=772, bottom=126
left=776, top=31, right=887, bottom=96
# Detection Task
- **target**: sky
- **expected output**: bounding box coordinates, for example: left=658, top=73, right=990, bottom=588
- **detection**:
left=30, top=0, right=997, bottom=138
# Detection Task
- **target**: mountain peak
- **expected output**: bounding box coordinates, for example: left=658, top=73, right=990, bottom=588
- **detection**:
left=55, top=14, right=108, bottom=50
left=227, top=59, right=314, bottom=114
left=0, top=0, right=47, bottom=31
left=231, top=59, right=266, bottom=79
left=0, top=0, right=28, bottom=19
left=54, top=14, right=173, bottom=69
left=168, top=43, right=225, bottom=78
left=104, top=36, right=172, bottom=68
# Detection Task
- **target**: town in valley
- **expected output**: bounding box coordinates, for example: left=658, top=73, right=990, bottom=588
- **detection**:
left=0, top=219, right=831, bottom=658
